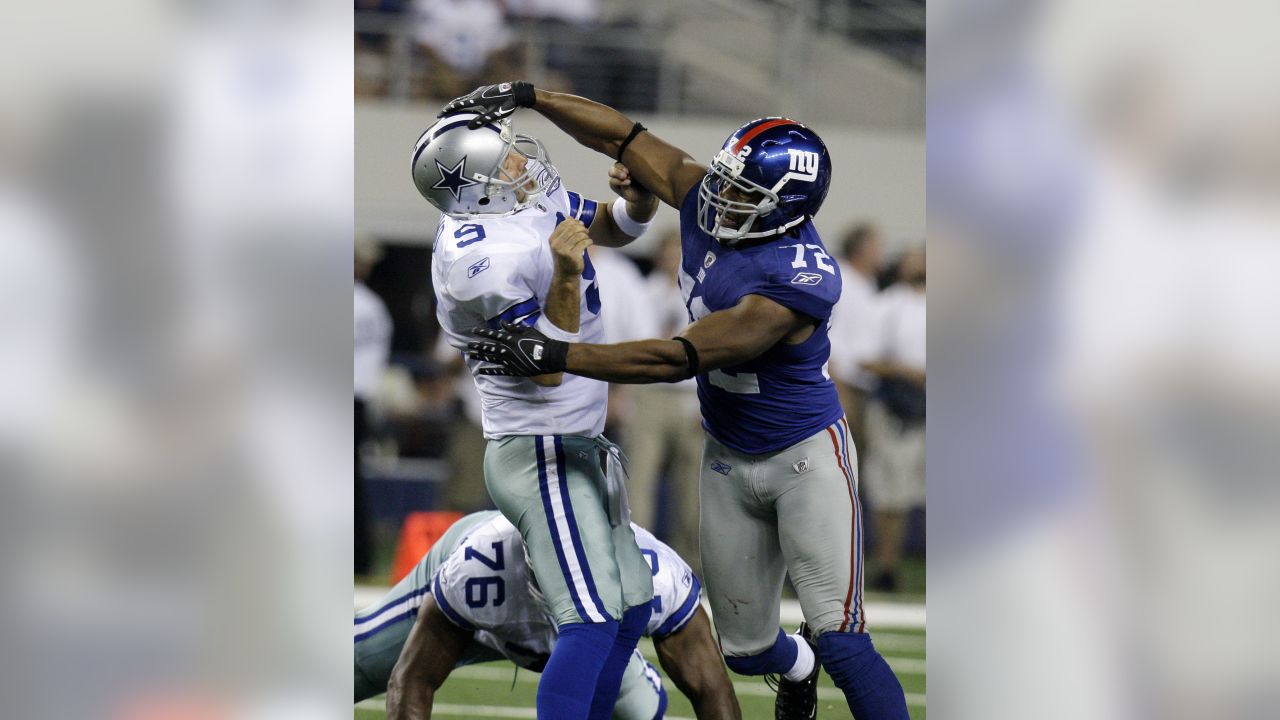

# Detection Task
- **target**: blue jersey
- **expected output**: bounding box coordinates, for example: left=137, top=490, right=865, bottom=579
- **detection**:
left=677, top=185, right=844, bottom=454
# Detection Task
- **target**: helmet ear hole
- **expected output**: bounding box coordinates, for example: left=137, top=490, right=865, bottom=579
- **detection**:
left=478, top=197, right=490, bottom=206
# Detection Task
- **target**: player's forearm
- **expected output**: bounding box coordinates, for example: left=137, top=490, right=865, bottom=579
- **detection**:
left=385, top=676, right=434, bottom=720
left=544, top=272, right=581, bottom=334
left=530, top=273, right=580, bottom=387
left=532, top=89, right=635, bottom=158
left=596, top=198, right=659, bottom=248
left=565, top=339, right=691, bottom=384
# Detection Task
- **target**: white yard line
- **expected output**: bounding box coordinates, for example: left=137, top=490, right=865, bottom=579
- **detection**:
left=356, top=586, right=926, bottom=629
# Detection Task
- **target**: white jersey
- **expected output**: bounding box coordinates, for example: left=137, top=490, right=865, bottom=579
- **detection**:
left=430, top=513, right=702, bottom=669
left=432, top=179, right=608, bottom=439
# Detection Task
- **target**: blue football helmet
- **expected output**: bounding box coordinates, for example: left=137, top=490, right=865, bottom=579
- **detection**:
left=696, top=117, right=832, bottom=244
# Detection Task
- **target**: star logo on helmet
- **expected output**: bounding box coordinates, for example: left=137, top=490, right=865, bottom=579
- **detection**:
left=432, top=156, right=479, bottom=201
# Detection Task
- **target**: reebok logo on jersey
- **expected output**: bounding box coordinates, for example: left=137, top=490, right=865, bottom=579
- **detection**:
left=791, top=271, right=823, bottom=286
left=711, top=460, right=732, bottom=475
left=467, top=257, right=490, bottom=278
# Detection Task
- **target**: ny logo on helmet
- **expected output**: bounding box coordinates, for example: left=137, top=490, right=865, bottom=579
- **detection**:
left=787, top=149, right=820, bottom=182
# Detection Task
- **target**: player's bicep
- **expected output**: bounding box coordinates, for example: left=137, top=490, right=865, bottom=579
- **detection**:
left=680, top=295, right=805, bottom=371
left=622, top=132, right=707, bottom=209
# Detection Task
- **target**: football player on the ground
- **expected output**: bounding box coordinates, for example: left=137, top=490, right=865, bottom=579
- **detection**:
left=355, top=511, right=742, bottom=720
left=452, top=83, right=910, bottom=719
left=414, top=112, right=660, bottom=719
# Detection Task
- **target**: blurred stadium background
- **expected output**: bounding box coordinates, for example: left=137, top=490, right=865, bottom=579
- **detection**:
left=354, top=0, right=925, bottom=717
left=7, top=0, right=1278, bottom=718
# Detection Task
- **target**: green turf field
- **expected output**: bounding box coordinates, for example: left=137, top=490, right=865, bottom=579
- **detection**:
left=354, top=624, right=925, bottom=719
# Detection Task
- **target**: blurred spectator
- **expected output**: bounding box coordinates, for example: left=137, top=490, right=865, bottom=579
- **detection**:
left=860, top=246, right=926, bottom=592
left=355, top=235, right=393, bottom=576
left=412, top=0, right=518, bottom=99
left=829, top=221, right=886, bottom=476
left=355, top=0, right=408, bottom=96
left=506, top=0, right=657, bottom=110
left=619, top=233, right=704, bottom=571
left=431, top=333, right=493, bottom=513
left=378, top=355, right=455, bottom=462
left=504, top=0, right=599, bottom=25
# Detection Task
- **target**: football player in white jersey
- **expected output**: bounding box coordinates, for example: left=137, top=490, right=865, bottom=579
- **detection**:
left=412, top=109, right=662, bottom=719
left=355, top=511, right=742, bottom=720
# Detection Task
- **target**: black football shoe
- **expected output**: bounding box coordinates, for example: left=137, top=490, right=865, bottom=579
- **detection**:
left=772, top=623, right=820, bottom=719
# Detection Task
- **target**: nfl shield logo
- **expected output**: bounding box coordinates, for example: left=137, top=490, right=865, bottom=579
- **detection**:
left=704, top=252, right=716, bottom=269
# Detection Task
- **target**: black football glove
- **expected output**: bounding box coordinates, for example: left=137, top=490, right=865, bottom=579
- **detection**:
left=468, top=321, right=568, bottom=376
left=439, top=81, right=537, bottom=129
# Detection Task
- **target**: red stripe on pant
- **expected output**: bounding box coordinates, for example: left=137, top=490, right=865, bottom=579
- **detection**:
left=827, top=423, right=859, bottom=633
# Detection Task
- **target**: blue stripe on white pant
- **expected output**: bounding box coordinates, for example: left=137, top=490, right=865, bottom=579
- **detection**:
left=353, top=587, right=429, bottom=642
left=536, top=435, right=610, bottom=623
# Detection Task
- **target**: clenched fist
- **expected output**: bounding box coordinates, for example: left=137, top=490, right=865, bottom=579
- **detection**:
left=549, top=217, right=592, bottom=276
left=608, top=162, right=655, bottom=208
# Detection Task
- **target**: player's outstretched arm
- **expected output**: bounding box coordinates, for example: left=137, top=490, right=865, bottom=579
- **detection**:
left=531, top=88, right=707, bottom=209
left=439, top=82, right=705, bottom=209
left=654, top=607, right=743, bottom=720
left=468, top=294, right=812, bottom=384
left=385, top=596, right=471, bottom=720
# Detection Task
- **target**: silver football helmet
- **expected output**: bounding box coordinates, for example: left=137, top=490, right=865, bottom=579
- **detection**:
left=410, top=112, right=555, bottom=217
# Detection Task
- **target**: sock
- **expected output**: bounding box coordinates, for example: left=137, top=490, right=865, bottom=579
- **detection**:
left=723, top=628, right=799, bottom=676
left=538, top=618, right=619, bottom=720
left=818, top=631, right=910, bottom=720
left=783, top=630, right=817, bottom=681
left=588, top=604, right=653, bottom=720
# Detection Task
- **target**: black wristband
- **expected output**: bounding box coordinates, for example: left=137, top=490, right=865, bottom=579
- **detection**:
left=542, top=338, right=569, bottom=373
left=672, top=336, right=700, bottom=379
left=513, top=81, right=536, bottom=108
left=617, top=122, right=647, bottom=161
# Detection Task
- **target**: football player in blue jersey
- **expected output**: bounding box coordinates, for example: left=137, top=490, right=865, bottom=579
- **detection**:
left=451, top=83, right=910, bottom=719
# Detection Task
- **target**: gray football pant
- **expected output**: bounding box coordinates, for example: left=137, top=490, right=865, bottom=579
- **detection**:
left=699, top=418, right=867, bottom=656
